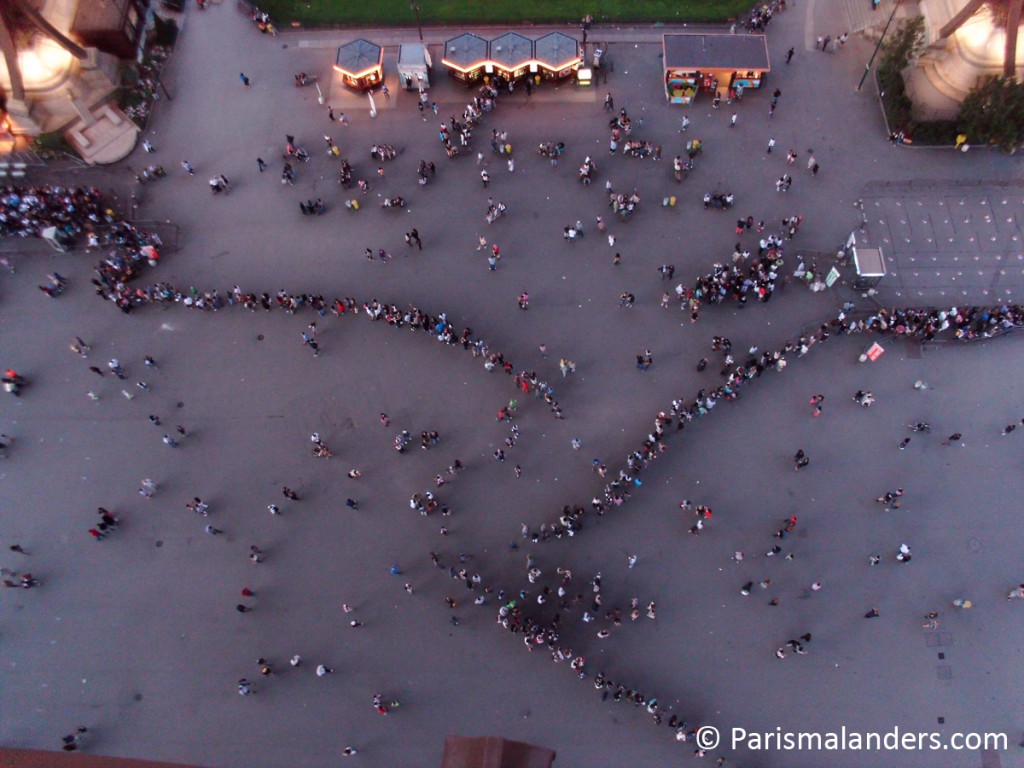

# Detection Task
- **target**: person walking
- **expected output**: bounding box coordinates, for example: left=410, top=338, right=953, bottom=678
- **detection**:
left=257, top=157, right=266, bottom=172
left=240, top=73, right=251, bottom=87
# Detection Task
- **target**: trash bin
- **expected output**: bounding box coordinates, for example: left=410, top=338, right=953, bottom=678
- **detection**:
left=593, top=48, right=603, bottom=68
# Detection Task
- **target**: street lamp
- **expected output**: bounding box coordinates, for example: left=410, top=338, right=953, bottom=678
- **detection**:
left=857, top=0, right=904, bottom=91
left=411, top=0, right=423, bottom=42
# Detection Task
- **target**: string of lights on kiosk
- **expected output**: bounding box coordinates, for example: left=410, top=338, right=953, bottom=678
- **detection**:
left=441, top=32, right=583, bottom=86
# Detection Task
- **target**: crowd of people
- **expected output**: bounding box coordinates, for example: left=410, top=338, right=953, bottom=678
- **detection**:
left=4, top=8, right=1024, bottom=751
left=0, top=185, right=113, bottom=240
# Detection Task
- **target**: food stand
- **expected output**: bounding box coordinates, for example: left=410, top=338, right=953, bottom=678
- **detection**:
left=442, top=33, right=490, bottom=85
left=487, top=32, right=534, bottom=83
left=398, top=43, right=432, bottom=90
left=333, top=39, right=383, bottom=92
left=662, top=33, right=770, bottom=104
left=533, top=32, right=583, bottom=83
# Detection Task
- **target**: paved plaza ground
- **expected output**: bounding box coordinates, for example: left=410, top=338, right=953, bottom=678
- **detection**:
left=2, top=2, right=1024, bottom=768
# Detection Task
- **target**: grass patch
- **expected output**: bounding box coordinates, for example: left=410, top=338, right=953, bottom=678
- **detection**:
left=257, top=0, right=753, bottom=27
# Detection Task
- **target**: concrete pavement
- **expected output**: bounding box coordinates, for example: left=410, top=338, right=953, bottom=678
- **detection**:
left=1, top=2, right=1023, bottom=768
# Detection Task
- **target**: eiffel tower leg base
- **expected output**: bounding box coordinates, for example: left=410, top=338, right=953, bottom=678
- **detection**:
left=4, top=99, right=42, bottom=136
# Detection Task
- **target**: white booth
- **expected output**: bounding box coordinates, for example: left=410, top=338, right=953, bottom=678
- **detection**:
left=398, top=44, right=432, bottom=90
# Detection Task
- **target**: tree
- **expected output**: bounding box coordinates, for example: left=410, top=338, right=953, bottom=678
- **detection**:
left=958, top=74, right=1024, bottom=152
left=881, top=15, right=926, bottom=72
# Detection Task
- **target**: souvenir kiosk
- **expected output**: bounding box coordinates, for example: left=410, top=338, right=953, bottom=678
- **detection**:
left=442, top=33, right=490, bottom=85
left=333, top=39, right=384, bottom=92
left=662, top=33, right=770, bottom=104
left=533, top=32, right=583, bottom=83
left=398, top=43, right=432, bottom=90
left=487, top=32, right=534, bottom=83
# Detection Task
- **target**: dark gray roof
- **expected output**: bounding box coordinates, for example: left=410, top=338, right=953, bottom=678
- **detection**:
left=663, top=34, right=770, bottom=71
left=334, top=39, right=382, bottom=75
left=534, top=32, right=580, bottom=68
left=441, top=736, right=556, bottom=768
left=488, top=32, right=534, bottom=69
left=443, top=33, right=489, bottom=69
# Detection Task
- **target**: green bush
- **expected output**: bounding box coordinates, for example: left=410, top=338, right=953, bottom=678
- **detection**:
left=152, top=16, right=179, bottom=47
left=875, top=15, right=960, bottom=145
left=957, top=75, right=1024, bottom=152
left=910, top=119, right=959, bottom=145
left=31, top=131, right=80, bottom=160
